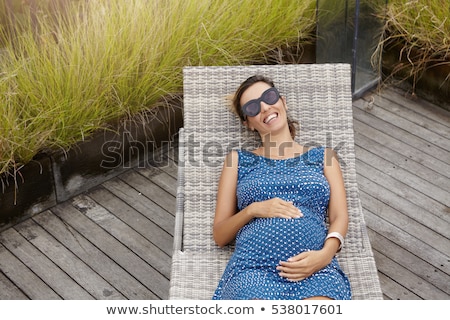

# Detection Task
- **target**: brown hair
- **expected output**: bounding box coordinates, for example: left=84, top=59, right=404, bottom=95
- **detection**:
left=232, top=75, right=298, bottom=139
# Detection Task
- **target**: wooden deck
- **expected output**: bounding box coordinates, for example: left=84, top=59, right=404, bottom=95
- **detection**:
left=0, top=86, right=448, bottom=300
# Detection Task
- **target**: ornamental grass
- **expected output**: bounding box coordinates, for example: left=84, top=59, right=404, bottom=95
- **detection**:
left=0, top=0, right=316, bottom=176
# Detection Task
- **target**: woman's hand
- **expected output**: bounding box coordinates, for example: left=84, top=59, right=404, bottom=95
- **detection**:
left=248, top=197, right=303, bottom=219
left=276, top=249, right=334, bottom=281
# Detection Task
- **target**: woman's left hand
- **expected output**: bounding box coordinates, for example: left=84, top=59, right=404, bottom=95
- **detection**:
left=276, top=250, right=334, bottom=281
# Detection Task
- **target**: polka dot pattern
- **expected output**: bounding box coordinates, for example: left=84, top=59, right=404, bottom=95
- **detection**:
left=212, top=147, right=352, bottom=300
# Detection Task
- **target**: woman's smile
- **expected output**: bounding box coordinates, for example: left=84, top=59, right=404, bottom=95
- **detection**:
left=263, top=112, right=279, bottom=124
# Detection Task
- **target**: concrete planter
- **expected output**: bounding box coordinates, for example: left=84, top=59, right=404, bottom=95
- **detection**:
left=0, top=156, right=57, bottom=228
left=0, top=103, right=183, bottom=231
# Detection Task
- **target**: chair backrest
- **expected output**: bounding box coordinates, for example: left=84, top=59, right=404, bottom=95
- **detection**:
left=181, top=64, right=370, bottom=258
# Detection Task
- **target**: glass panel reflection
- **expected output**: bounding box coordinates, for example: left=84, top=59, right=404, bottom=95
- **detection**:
left=316, top=0, right=387, bottom=98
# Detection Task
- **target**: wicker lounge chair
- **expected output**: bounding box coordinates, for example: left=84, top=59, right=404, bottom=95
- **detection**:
left=169, top=64, right=383, bottom=300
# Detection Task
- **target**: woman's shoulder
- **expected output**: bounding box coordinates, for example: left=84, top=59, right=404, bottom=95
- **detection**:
left=231, top=149, right=261, bottom=171
left=224, top=148, right=257, bottom=166
left=307, top=146, right=335, bottom=156
left=323, top=147, right=339, bottom=167
left=224, top=149, right=239, bottom=162
left=233, top=148, right=257, bottom=159
left=302, top=146, right=331, bottom=166
left=220, top=150, right=239, bottom=173
left=303, top=145, right=325, bottom=156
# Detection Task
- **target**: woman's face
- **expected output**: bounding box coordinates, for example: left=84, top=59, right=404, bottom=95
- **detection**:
left=240, top=81, right=287, bottom=136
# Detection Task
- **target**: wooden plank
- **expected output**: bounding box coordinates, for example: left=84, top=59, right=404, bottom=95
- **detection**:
left=360, top=190, right=449, bottom=257
left=381, top=87, right=450, bottom=127
left=367, top=227, right=449, bottom=295
left=0, top=244, right=60, bottom=299
left=356, top=159, right=450, bottom=224
left=0, top=269, right=29, bottom=299
left=353, top=103, right=450, bottom=162
left=71, top=194, right=171, bottom=279
left=355, top=130, right=449, bottom=191
left=371, top=248, right=448, bottom=300
left=32, top=210, right=156, bottom=299
left=0, top=229, right=92, bottom=299
left=50, top=202, right=169, bottom=299
left=363, top=91, right=450, bottom=137
left=148, top=144, right=179, bottom=174
left=372, top=252, right=422, bottom=300
left=377, top=271, right=421, bottom=300
left=357, top=171, right=449, bottom=237
left=355, top=144, right=450, bottom=208
left=119, top=170, right=176, bottom=215
left=358, top=172, right=449, bottom=248
left=15, top=218, right=125, bottom=300
left=353, top=99, right=450, bottom=151
left=354, top=118, right=450, bottom=179
left=159, top=156, right=179, bottom=178
left=363, top=209, right=449, bottom=276
left=88, top=186, right=173, bottom=256
left=102, top=178, right=174, bottom=235
left=136, top=166, right=177, bottom=197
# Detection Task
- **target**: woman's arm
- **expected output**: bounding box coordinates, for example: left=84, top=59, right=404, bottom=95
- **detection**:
left=321, top=147, right=349, bottom=257
left=213, top=151, right=252, bottom=247
left=213, top=151, right=303, bottom=247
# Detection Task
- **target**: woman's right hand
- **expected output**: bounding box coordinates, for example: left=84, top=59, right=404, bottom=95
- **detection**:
left=248, top=198, right=303, bottom=219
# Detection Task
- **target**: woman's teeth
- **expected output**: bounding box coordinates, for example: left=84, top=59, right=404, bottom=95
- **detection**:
left=264, top=113, right=278, bottom=124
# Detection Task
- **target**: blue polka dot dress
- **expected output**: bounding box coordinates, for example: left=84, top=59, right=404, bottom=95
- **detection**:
left=212, top=147, right=352, bottom=300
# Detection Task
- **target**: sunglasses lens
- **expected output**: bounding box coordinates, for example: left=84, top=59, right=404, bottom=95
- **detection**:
left=263, top=88, right=279, bottom=105
left=243, top=102, right=260, bottom=117
left=241, top=87, right=279, bottom=118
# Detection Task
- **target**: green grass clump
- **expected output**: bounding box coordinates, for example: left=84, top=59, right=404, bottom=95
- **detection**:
left=0, top=0, right=316, bottom=176
left=377, top=0, right=450, bottom=85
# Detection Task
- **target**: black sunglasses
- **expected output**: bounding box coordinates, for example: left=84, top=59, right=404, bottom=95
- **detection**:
left=241, top=87, right=280, bottom=119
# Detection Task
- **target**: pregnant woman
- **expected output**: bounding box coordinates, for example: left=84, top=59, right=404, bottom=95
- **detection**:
left=212, top=75, right=352, bottom=300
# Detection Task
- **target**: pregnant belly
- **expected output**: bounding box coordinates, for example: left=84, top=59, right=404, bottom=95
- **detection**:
left=235, top=216, right=327, bottom=265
